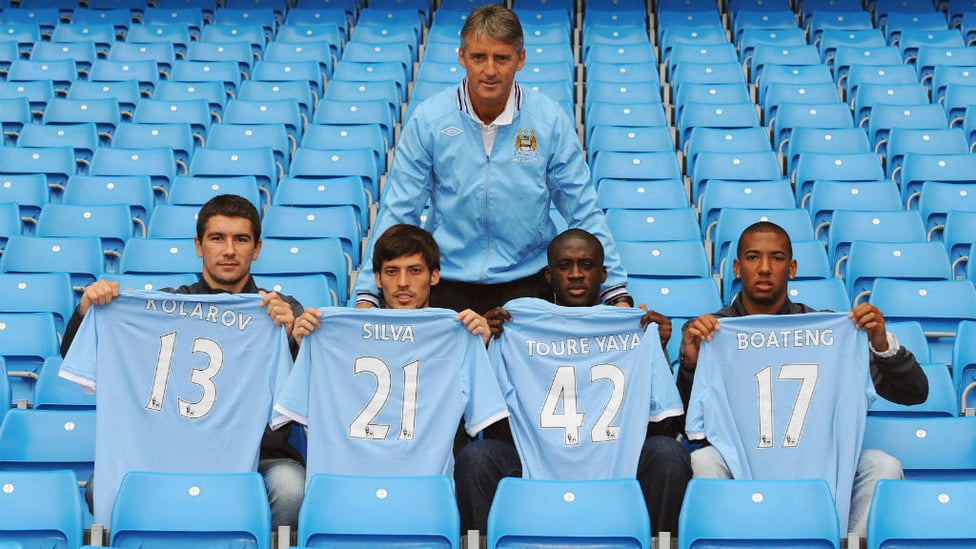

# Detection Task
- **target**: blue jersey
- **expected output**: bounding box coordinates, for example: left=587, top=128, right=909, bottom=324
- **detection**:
left=273, top=307, right=508, bottom=481
left=488, top=298, right=683, bottom=480
left=59, top=291, right=292, bottom=528
left=686, top=312, right=874, bottom=533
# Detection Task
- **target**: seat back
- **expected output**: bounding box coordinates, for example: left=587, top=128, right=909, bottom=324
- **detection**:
left=0, top=470, right=84, bottom=549
left=863, top=416, right=976, bottom=479
left=488, top=477, right=650, bottom=549
left=868, top=478, right=976, bottom=548
left=110, top=471, right=271, bottom=549
left=678, top=478, right=840, bottom=549
left=299, top=474, right=459, bottom=549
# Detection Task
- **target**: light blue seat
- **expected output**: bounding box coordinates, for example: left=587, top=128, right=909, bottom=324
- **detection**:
left=17, top=123, right=99, bottom=176
left=689, top=150, right=782, bottom=211
left=792, top=151, right=885, bottom=210
left=289, top=146, right=381, bottom=206
left=0, top=235, right=104, bottom=294
left=952, top=320, right=976, bottom=410
left=606, top=208, right=701, bottom=243
left=146, top=204, right=200, bottom=239
left=274, top=175, right=369, bottom=230
left=63, top=174, right=155, bottom=226
left=110, top=471, right=271, bottom=549
left=596, top=179, right=689, bottom=211
left=806, top=180, right=903, bottom=240
left=0, top=470, right=84, bottom=549
left=590, top=150, right=682, bottom=191
left=898, top=152, right=976, bottom=209
left=0, top=408, right=95, bottom=487
left=679, top=478, right=840, bottom=549
left=941, top=211, right=976, bottom=278
left=827, top=209, right=926, bottom=277
left=299, top=474, right=459, bottom=548
left=250, top=237, right=348, bottom=306
left=262, top=204, right=362, bottom=271
left=862, top=416, right=976, bottom=478
left=188, top=146, right=277, bottom=206
left=89, top=147, right=177, bottom=204
left=168, top=175, right=262, bottom=212
left=488, top=477, right=649, bottom=549
left=132, top=97, right=212, bottom=145
left=0, top=272, right=74, bottom=336
left=885, top=128, right=969, bottom=181
left=699, top=179, right=795, bottom=241
left=868, top=278, right=976, bottom=367
left=770, top=102, right=854, bottom=157
left=786, top=278, right=852, bottom=312
left=99, top=272, right=198, bottom=293
left=32, top=356, right=95, bottom=410
left=0, top=145, right=76, bottom=191
left=867, top=478, right=976, bottom=548
left=89, top=58, right=159, bottom=97
left=208, top=122, right=292, bottom=179
left=683, top=126, right=773, bottom=180
left=618, top=239, right=711, bottom=279
left=252, top=273, right=334, bottom=307
left=869, top=363, right=958, bottom=418
left=118, top=237, right=200, bottom=276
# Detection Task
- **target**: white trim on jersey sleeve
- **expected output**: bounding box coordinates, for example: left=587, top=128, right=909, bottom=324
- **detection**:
left=686, top=430, right=706, bottom=440
left=271, top=403, right=308, bottom=429
left=58, top=369, right=96, bottom=394
left=465, top=408, right=510, bottom=437
left=648, top=406, right=685, bottom=424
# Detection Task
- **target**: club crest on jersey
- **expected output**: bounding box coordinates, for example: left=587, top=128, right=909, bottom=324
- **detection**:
left=514, top=129, right=538, bottom=157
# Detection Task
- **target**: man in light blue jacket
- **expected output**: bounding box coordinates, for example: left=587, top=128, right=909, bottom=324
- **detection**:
left=354, top=3, right=631, bottom=314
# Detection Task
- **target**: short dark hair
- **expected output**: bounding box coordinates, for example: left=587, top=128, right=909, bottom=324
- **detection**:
left=736, top=221, right=792, bottom=260
left=196, top=194, right=261, bottom=241
left=373, top=224, right=440, bottom=273
left=460, top=3, right=524, bottom=54
left=547, top=228, right=604, bottom=266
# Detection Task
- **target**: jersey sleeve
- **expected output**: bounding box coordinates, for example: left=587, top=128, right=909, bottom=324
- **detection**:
left=646, top=323, right=685, bottom=423
left=684, top=342, right=709, bottom=441
left=462, top=331, right=509, bottom=436
left=271, top=330, right=312, bottom=429
left=58, top=307, right=99, bottom=393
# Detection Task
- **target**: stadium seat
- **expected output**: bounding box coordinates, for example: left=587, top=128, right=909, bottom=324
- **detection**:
left=627, top=276, right=722, bottom=365
left=806, top=180, right=903, bottom=240
left=0, top=408, right=95, bottom=488
left=107, top=40, right=176, bottom=79
left=312, top=98, right=397, bottom=152
left=867, top=478, right=976, bottom=548
left=785, top=278, right=852, bottom=312
left=866, top=104, right=949, bottom=158
left=832, top=45, right=904, bottom=93
left=239, top=79, right=315, bottom=126
left=818, top=28, right=886, bottom=68
left=29, top=40, right=98, bottom=79
left=885, top=128, right=969, bottom=181
left=89, top=147, right=178, bottom=202
left=770, top=102, right=854, bottom=156
left=118, top=237, right=201, bottom=276
left=301, top=123, right=387, bottom=178
left=0, top=80, right=55, bottom=123
left=739, top=28, right=808, bottom=69
left=590, top=150, right=682, bottom=192
left=289, top=147, right=381, bottom=206
left=252, top=273, right=334, bottom=308
left=222, top=98, right=304, bottom=153
left=605, top=208, right=701, bottom=243
left=596, top=179, right=689, bottom=212
left=0, top=470, right=84, bottom=549
left=171, top=59, right=243, bottom=99
left=251, top=59, right=324, bottom=107
left=36, top=203, right=138, bottom=273
left=0, top=145, right=76, bottom=192
left=7, top=59, right=76, bottom=97
left=918, top=182, right=976, bottom=241
left=110, top=471, right=271, bottom=549
left=100, top=272, right=198, bottom=293
left=273, top=175, right=368, bottom=229
left=762, top=82, right=842, bottom=129
left=617, top=239, right=711, bottom=279
left=488, top=477, right=649, bottom=549
left=688, top=150, right=782, bottom=210
left=0, top=235, right=104, bottom=294
left=868, top=278, right=976, bottom=366
left=186, top=39, right=254, bottom=81
left=750, top=43, right=822, bottom=86
left=792, top=151, right=885, bottom=209
left=62, top=175, right=155, bottom=226
left=862, top=416, right=976, bottom=478
left=132, top=97, right=212, bottom=146
left=113, top=123, right=194, bottom=176
left=676, top=102, right=762, bottom=151
left=32, top=356, right=95, bottom=410
left=153, top=80, right=226, bottom=124
left=146, top=204, right=200, bottom=239
left=0, top=173, right=50, bottom=225
left=699, top=179, right=795, bottom=241
left=897, top=152, right=976, bottom=209
left=188, top=147, right=277, bottom=207
left=50, top=23, right=115, bottom=57
left=250, top=237, right=348, bottom=306
left=869, top=363, right=958, bottom=418
left=683, top=127, right=772, bottom=179
left=0, top=202, right=19, bottom=250
left=844, top=240, right=953, bottom=304
left=952, top=320, right=976, bottom=411
left=827, top=209, right=926, bottom=277
left=262, top=205, right=362, bottom=270
left=89, top=58, right=159, bottom=97
left=17, top=123, right=99, bottom=175
left=299, top=474, right=460, bottom=549
left=678, top=478, right=840, bottom=549
left=0, top=272, right=74, bottom=337
left=942, top=211, right=976, bottom=278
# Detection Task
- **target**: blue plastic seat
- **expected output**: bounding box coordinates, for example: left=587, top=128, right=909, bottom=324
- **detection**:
left=171, top=59, right=242, bottom=99
left=897, top=151, right=976, bottom=208
left=785, top=278, right=852, bottom=312
left=0, top=145, right=76, bottom=197
left=185, top=39, right=254, bottom=80
left=915, top=45, right=976, bottom=90
left=606, top=208, right=701, bottom=243
left=584, top=102, right=668, bottom=145
left=40, top=97, right=121, bottom=147
left=0, top=311, right=59, bottom=402
left=488, top=477, right=649, bottom=549
left=869, top=363, right=958, bottom=418
left=885, top=128, right=969, bottom=181
left=274, top=176, right=368, bottom=229
left=806, top=180, right=902, bottom=240
left=32, top=356, right=95, bottom=410
left=301, top=124, right=387, bottom=181
left=118, top=237, right=200, bottom=276
left=596, top=179, right=689, bottom=211
left=832, top=45, right=904, bottom=92
left=264, top=40, right=334, bottom=91
left=299, top=474, right=459, bottom=548
left=953, top=320, right=976, bottom=410
left=250, top=237, right=348, bottom=306
left=683, top=126, right=773, bottom=181
left=770, top=102, right=854, bottom=156
left=110, top=471, right=271, bottom=549
left=168, top=175, right=261, bottom=211
left=222, top=98, right=304, bottom=152
left=627, top=276, right=722, bottom=365
left=868, top=278, right=976, bottom=366
left=16, top=123, right=98, bottom=176
left=867, top=478, right=976, bottom=548
left=757, top=64, right=834, bottom=107
left=0, top=408, right=95, bottom=487
left=252, top=273, right=334, bottom=307
left=0, top=470, right=84, bottom=549
left=863, top=416, right=976, bottom=478
left=262, top=204, right=361, bottom=270
left=618, top=237, right=708, bottom=279
left=312, top=98, right=396, bottom=152
left=699, top=179, right=795, bottom=241
left=139, top=8, right=204, bottom=39
left=590, top=150, right=682, bottom=192
left=0, top=272, right=74, bottom=337
left=867, top=104, right=949, bottom=158
left=818, top=28, right=886, bottom=68
left=199, top=23, right=266, bottom=61
left=762, top=81, right=842, bottom=128
left=153, top=80, right=226, bottom=124
left=289, top=146, right=381, bottom=206
left=145, top=204, right=200, bottom=239
left=844, top=240, right=953, bottom=304
left=50, top=23, right=115, bottom=57
left=89, top=146, right=177, bottom=202
left=62, top=174, right=155, bottom=227
left=188, top=146, right=277, bottom=206
left=918, top=181, right=976, bottom=241
left=679, top=478, right=840, bottom=549
left=827, top=209, right=926, bottom=277
left=28, top=40, right=97, bottom=79
left=942, top=210, right=976, bottom=278
left=251, top=59, right=324, bottom=106
left=132, top=97, right=211, bottom=146
left=750, top=43, right=822, bottom=86
left=36, top=204, right=137, bottom=273
left=113, top=123, right=194, bottom=176
left=100, top=272, right=198, bottom=293
left=792, top=151, right=885, bottom=209
left=784, top=128, right=871, bottom=187
left=206, top=123, right=291, bottom=181
left=689, top=150, right=782, bottom=209
left=738, top=27, right=808, bottom=69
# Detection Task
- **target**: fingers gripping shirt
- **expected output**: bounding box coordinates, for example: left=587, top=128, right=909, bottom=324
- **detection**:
left=686, top=312, right=875, bottom=534
left=58, top=291, right=293, bottom=528
left=272, top=307, right=508, bottom=482
left=488, top=298, right=684, bottom=480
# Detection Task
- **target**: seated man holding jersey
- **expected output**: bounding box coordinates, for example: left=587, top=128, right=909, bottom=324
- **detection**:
left=455, top=228, right=691, bottom=536
left=679, top=221, right=928, bottom=535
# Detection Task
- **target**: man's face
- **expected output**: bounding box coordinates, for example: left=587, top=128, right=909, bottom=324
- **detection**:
left=194, top=215, right=260, bottom=293
left=459, top=33, right=525, bottom=117
left=375, top=253, right=440, bottom=309
left=545, top=237, right=607, bottom=307
left=733, top=230, right=797, bottom=314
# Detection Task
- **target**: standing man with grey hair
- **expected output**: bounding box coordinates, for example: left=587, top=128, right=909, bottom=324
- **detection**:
left=354, top=4, right=632, bottom=314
